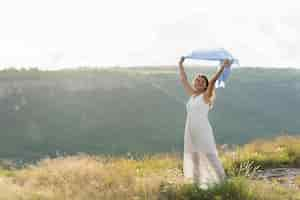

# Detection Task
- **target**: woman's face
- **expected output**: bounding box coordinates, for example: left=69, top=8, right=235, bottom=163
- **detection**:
left=193, top=74, right=207, bottom=92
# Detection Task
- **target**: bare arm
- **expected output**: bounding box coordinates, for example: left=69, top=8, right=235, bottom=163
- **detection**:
left=204, top=59, right=231, bottom=100
left=178, top=57, right=195, bottom=96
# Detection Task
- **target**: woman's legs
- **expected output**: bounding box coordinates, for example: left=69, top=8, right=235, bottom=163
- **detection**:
left=184, top=151, right=226, bottom=188
left=191, top=152, right=200, bottom=183
left=206, top=153, right=227, bottom=181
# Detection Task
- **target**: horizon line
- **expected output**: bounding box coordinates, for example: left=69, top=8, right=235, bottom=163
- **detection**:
left=0, top=64, right=299, bottom=71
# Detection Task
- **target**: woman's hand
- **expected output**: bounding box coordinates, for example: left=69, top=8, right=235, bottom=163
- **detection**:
left=221, top=59, right=232, bottom=68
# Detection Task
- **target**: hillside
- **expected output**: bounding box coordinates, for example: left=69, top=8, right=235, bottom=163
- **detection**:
left=0, top=67, right=300, bottom=161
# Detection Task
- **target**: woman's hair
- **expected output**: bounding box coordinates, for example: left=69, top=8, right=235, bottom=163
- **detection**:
left=192, top=74, right=209, bottom=91
left=200, top=75, right=209, bottom=91
left=193, top=73, right=216, bottom=109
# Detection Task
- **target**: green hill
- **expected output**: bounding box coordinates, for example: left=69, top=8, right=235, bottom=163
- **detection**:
left=0, top=67, right=299, bottom=161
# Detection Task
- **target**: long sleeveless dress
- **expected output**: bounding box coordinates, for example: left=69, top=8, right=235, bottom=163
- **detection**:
left=183, top=93, right=226, bottom=189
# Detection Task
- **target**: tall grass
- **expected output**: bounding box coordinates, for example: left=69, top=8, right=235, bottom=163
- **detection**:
left=0, top=135, right=300, bottom=199
left=221, top=135, right=300, bottom=176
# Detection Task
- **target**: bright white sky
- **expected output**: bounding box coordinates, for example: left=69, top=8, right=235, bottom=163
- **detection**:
left=0, top=0, right=299, bottom=69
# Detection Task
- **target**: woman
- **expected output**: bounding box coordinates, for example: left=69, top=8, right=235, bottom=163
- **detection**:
left=178, top=56, right=230, bottom=189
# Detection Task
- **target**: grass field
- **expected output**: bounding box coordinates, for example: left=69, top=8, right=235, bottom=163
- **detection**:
left=0, top=135, right=300, bottom=199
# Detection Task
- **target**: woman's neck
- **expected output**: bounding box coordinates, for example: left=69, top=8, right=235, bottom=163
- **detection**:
left=192, top=91, right=204, bottom=98
left=193, top=90, right=205, bottom=96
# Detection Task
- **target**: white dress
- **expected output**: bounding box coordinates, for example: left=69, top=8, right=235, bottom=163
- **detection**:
left=183, top=93, right=226, bottom=189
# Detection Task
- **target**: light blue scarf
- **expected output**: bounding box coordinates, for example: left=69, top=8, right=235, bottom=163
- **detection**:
left=183, top=48, right=239, bottom=88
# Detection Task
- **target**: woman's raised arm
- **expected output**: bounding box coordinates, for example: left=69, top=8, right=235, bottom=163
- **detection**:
left=204, top=59, right=231, bottom=99
left=178, top=57, right=195, bottom=96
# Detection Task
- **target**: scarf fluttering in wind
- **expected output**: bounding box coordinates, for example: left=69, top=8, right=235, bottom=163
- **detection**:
left=183, top=48, right=239, bottom=88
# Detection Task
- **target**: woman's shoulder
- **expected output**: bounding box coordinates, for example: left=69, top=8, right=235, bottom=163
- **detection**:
left=202, top=92, right=215, bottom=107
left=201, top=92, right=210, bottom=101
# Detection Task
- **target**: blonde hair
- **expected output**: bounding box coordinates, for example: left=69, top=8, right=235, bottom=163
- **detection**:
left=192, top=73, right=216, bottom=110
left=192, top=73, right=209, bottom=91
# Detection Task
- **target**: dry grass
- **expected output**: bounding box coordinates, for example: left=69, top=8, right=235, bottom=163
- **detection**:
left=222, top=135, right=300, bottom=176
left=0, top=135, right=300, bottom=199
left=2, top=153, right=182, bottom=200
left=295, top=176, right=300, bottom=188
